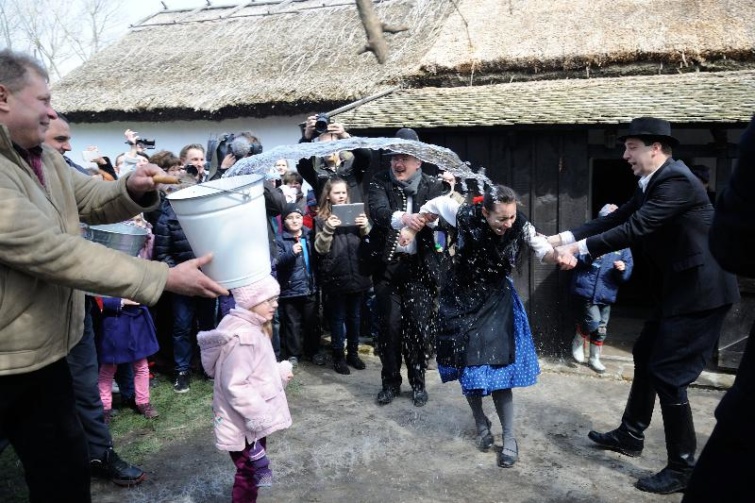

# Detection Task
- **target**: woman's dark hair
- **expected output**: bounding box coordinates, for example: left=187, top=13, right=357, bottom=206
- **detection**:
left=483, top=184, right=520, bottom=211
left=149, top=150, right=180, bottom=170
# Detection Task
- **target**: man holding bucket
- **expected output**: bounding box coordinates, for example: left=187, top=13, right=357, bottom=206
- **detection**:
left=0, top=49, right=228, bottom=502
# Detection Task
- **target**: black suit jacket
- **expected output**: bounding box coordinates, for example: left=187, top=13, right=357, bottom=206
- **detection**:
left=571, top=158, right=739, bottom=318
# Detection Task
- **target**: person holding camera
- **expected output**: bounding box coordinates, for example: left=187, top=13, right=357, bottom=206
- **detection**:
left=154, top=142, right=219, bottom=393
left=296, top=115, right=370, bottom=204
left=179, top=142, right=209, bottom=183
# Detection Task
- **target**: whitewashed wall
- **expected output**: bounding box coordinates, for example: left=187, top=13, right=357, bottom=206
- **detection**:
left=67, top=114, right=310, bottom=167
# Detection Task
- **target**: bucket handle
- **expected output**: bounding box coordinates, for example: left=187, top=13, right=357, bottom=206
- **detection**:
left=199, top=183, right=253, bottom=200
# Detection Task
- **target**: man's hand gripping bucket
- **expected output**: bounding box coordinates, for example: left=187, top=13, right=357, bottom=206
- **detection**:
left=167, top=174, right=270, bottom=289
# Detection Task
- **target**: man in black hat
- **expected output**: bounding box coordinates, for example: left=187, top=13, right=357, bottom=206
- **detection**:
left=548, top=117, right=740, bottom=494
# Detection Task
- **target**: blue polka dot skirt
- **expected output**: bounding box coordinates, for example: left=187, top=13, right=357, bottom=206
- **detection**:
left=438, top=279, right=540, bottom=396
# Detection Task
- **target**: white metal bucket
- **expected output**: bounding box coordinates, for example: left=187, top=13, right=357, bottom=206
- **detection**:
left=167, top=174, right=270, bottom=289
left=81, top=222, right=148, bottom=257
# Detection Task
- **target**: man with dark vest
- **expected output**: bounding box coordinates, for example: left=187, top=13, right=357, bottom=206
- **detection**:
left=549, top=117, right=740, bottom=494
left=367, top=150, right=445, bottom=407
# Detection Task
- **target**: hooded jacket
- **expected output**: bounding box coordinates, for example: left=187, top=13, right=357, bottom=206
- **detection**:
left=0, top=125, right=168, bottom=376
left=198, top=307, right=292, bottom=451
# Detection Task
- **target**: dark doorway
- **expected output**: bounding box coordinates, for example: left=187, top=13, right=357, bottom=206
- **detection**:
left=590, top=159, right=651, bottom=308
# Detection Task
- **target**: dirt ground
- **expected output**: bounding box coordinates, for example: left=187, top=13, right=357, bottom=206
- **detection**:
left=90, top=350, right=725, bottom=503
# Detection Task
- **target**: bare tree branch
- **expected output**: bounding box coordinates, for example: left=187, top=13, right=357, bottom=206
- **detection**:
left=355, top=0, right=407, bottom=64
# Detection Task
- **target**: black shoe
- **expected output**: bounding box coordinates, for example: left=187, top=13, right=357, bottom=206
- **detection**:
left=476, top=417, right=494, bottom=451
left=90, top=447, right=146, bottom=487
left=346, top=354, right=366, bottom=370
left=497, top=439, right=519, bottom=468
left=412, top=389, right=428, bottom=407
left=588, top=428, right=643, bottom=457
left=333, top=358, right=350, bottom=375
left=377, top=386, right=400, bottom=405
left=312, top=352, right=328, bottom=366
left=635, top=466, right=691, bottom=494
left=173, top=371, right=190, bottom=393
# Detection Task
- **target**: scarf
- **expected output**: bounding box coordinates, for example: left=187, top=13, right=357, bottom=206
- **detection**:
left=389, top=167, right=422, bottom=196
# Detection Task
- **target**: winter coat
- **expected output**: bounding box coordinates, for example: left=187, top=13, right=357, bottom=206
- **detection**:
left=197, top=307, right=292, bottom=452
left=276, top=228, right=317, bottom=298
left=97, top=297, right=160, bottom=365
left=366, top=169, right=446, bottom=284
left=314, top=216, right=372, bottom=294
left=153, top=198, right=196, bottom=267
left=573, top=157, right=740, bottom=317
left=570, top=249, right=633, bottom=305
left=0, top=125, right=168, bottom=376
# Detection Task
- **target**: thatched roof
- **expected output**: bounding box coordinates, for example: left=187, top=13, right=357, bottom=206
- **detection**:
left=52, top=0, right=755, bottom=122
left=339, top=70, right=755, bottom=128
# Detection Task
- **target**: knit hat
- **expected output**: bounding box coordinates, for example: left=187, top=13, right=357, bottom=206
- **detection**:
left=598, top=204, right=618, bottom=217
left=231, top=275, right=280, bottom=310
left=281, top=203, right=304, bottom=221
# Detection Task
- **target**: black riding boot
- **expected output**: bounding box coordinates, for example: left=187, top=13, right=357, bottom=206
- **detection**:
left=635, top=402, right=696, bottom=494
left=589, top=375, right=656, bottom=457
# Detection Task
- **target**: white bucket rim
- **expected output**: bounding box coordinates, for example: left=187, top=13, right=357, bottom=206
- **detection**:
left=166, top=174, right=264, bottom=202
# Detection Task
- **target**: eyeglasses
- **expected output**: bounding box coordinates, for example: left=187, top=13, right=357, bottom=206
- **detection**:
left=263, top=296, right=279, bottom=305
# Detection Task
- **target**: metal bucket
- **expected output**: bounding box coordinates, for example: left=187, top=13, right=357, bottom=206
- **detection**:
left=81, top=222, right=148, bottom=257
left=167, top=174, right=270, bottom=289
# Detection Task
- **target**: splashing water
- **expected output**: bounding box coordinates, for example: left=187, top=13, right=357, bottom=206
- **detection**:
left=224, top=137, right=492, bottom=190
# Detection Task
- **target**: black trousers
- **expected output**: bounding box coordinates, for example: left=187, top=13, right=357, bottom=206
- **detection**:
left=0, top=358, right=90, bottom=503
left=374, top=258, right=437, bottom=391
left=279, top=294, right=319, bottom=359
left=633, top=304, right=731, bottom=406
left=67, top=299, right=113, bottom=459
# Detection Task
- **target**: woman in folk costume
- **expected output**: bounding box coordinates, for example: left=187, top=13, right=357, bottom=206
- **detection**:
left=419, top=184, right=556, bottom=468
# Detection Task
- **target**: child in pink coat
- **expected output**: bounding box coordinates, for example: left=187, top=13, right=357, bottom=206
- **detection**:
left=197, top=275, right=293, bottom=502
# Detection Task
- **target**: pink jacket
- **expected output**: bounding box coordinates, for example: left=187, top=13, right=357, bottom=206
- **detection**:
left=197, top=307, right=292, bottom=452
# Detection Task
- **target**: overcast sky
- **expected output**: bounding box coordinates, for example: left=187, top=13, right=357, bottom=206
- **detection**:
left=124, top=0, right=239, bottom=28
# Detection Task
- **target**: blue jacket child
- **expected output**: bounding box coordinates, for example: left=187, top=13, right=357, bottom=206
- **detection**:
left=569, top=203, right=634, bottom=372
left=275, top=204, right=320, bottom=364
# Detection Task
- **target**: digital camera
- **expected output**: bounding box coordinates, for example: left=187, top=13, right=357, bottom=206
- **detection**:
left=136, top=138, right=156, bottom=149
left=314, top=113, right=330, bottom=135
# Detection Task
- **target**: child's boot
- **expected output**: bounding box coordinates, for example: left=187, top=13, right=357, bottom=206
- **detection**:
left=589, top=342, right=606, bottom=373
left=571, top=331, right=586, bottom=363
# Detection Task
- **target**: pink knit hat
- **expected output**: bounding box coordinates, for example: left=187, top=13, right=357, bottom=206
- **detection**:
left=231, top=275, right=280, bottom=309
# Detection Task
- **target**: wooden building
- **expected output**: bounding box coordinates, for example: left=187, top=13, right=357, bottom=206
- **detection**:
left=52, top=0, right=755, bottom=366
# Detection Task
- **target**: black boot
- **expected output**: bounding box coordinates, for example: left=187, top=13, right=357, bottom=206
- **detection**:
left=90, top=447, right=146, bottom=486
left=332, top=349, right=350, bottom=375
left=635, top=402, right=696, bottom=494
left=588, top=376, right=655, bottom=457
left=346, top=338, right=366, bottom=369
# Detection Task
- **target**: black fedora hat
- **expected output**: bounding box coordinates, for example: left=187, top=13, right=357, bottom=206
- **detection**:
left=617, top=117, right=679, bottom=147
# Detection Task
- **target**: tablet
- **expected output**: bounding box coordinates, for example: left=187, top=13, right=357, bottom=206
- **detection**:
left=331, top=203, right=364, bottom=226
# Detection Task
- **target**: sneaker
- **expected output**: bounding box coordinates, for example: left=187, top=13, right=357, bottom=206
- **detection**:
left=346, top=354, right=366, bottom=370
left=173, top=371, right=190, bottom=393
left=90, top=447, right=146, bottom=487
left=288, top=357, right=299, bottom=368
left=136, top=402, right=160, bottom=419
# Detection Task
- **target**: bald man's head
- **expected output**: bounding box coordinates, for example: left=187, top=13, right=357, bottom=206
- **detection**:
left=44, top=117, right=72, bottom=154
